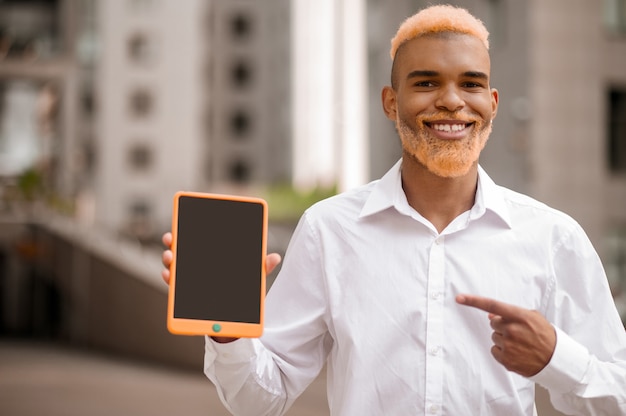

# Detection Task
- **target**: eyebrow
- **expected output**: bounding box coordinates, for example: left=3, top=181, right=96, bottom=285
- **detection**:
left=406, top=70, right=439, bottom=80
left=463, top=71, right=489, bottom=80
left=406, top=70, right=489, bottom=81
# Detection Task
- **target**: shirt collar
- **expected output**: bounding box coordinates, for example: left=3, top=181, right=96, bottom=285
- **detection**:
left=359, top=159, right=402, bottom=218
left=359, top=159, right=512, bottom=229
left=473, top=165, right=512, bottom=228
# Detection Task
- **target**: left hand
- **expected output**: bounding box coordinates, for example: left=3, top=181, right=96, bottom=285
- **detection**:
left=456, top=294, right=556, bottom=377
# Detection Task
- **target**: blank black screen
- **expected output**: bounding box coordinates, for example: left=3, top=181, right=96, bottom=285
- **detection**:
left=173, top=196, right=264, bottom=323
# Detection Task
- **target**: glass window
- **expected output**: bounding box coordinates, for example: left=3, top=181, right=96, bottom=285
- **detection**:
left=128, top=88, right=154, bottom=118
left=230, top=12, right=253, bottom=40
left=81, top=86, right=95, bottom=118
left=605, top=0, right=626, bottom=35
left=231, top=59, right=253, bottom=88
left=130, top=199, right=150, bottom=217
left=230, top=109, right=252, bottom=138
left=0, top=81, right=54, bottom=176
left=128, top=0, right=158, bottom=13
left=127, top=33, right=157, bottom=65
left=127, top=143, right=153, bottom=171
left=126, top=197, right=154, bottom=241
left=608, top=88, right=626, bottom=173
left=228, top=158, right=251, bottom=183
left=606, top=228, right=626, bottom=325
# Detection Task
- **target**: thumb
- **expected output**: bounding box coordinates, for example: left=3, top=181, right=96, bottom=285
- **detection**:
left=266, top=253, right=282, bottom=275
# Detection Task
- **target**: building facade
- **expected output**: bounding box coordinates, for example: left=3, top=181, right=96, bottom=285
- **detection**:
left=1, top=0, right=625, bottom=310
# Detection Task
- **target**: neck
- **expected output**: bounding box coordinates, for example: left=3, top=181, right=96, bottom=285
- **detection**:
left=401, top=154, right=478, bottom=233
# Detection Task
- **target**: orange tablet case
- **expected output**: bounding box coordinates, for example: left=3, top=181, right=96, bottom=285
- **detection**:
left=167, top=191, right=268, bottom=337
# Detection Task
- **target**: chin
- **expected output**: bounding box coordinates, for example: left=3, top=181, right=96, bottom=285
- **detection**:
left=423, top=159, right=475, bottom=178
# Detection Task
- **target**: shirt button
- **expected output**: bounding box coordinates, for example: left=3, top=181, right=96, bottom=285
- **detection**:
left=430, top=292, right=441, bottom=300
left=429, top=346, right=440, bottom=356
left=429, top=404, right=440, bottom=414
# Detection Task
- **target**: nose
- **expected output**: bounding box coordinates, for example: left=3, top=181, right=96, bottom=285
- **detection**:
left=435, top=84, right=465, bottom=112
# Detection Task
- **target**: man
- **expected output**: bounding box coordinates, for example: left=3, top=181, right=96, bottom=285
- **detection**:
left=162, top=5, right=626, bottom=415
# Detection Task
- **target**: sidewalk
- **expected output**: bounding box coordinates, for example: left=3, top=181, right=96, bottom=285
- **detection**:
left=0, top=339, right=329, bottom=416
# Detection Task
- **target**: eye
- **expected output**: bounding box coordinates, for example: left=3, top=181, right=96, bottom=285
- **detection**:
left=461, top=81, right=486, bottom=89
left=413, top=80, right=436, bottom=88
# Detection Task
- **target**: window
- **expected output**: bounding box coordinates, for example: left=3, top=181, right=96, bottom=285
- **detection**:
left=81, top=140, right=96, bottom=174
left=608, top=88, right=626, bottom=173
left=127, top=33, right=157, bottom=65
left=606, top=228, right=626, bottom=324
left=230, top=12, right=252, bottom=40
left=0, top=81, right=47, bottom=176
left=127, top=143, right=153, bottom=171
left=129, top=88, right=154, bottom=118
left=130, top=199, right=150, bottom=217
left=605, top=0, right=626, bottom=35
left=128, top=0, right=158, bottom=13
left=229, top=158, right=251, bottom=183
left=126, top=197, right=154, bottom=241
left=80, top=86, right=95, bottom=118
left=230, top=109, right=252, bottom=138
left=486, top=0, right=506, bottom=49
left=231, top=59, right=253, bottom=88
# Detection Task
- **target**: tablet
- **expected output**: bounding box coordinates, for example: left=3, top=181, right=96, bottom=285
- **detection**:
left=167, top=191, right=268, bottom=337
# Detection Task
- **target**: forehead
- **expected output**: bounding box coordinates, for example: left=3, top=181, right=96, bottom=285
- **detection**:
left=394, top=33, right=491, bottom=78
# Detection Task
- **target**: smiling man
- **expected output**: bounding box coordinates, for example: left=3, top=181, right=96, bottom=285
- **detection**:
left=385, top=31, right=496, bottom=180
left=161, top=5, right=626, bottom=415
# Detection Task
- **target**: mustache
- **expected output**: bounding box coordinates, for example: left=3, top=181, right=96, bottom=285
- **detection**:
left=416, top=111, right=482, bottom=124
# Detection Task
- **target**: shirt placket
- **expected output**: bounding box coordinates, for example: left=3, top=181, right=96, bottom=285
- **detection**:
left=424, top=235, right=445, bottom=415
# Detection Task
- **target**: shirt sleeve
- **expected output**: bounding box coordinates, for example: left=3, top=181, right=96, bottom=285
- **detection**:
left=530, top=223, right=626, bottom=415
left=203, top=212, right=332, bottom=416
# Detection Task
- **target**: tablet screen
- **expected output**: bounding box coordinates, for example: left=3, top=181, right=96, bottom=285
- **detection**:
left=173, top=195, right=265, bottom=324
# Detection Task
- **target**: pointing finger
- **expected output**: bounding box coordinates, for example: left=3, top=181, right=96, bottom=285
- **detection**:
left=456, top=294, right=525, bottom=321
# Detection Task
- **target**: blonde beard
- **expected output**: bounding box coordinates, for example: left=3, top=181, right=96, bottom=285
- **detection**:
left=396, top=113, right=491, bottom=178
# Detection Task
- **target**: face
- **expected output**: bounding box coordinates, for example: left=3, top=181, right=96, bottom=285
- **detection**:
left=383, top=33, right=499, bottom=178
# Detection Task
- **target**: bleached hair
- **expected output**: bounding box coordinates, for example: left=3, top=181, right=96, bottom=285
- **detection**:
left=390, top=4, right=490, bottom=60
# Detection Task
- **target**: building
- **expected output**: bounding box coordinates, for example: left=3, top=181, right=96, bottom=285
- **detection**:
left=94, top=0, right=298, bottom=241
left=1, top=0, right=625, bottom=311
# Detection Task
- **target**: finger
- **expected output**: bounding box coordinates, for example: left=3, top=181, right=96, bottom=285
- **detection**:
left=162, top=249, right=173, bottom=268
left=490, top=344, right=504, bottom=364
left=491, top=331, right=505, bottom=347
left=161, top=268, right=170, bottom=284
left=162, top=232, right=172, bottom=248
left=161, top=249, right=173, bottom=285
left=266, top=253, right=282, bottom=275
left=489, top=315, right=507, bottom=332
left=456, top=294, right=524, bottom=320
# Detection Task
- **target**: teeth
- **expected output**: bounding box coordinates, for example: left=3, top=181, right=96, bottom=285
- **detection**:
left=432, top=123, right=466, bottom=132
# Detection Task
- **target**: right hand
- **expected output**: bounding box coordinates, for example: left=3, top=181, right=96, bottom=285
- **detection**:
left=160, top=232, right=282, bottom=343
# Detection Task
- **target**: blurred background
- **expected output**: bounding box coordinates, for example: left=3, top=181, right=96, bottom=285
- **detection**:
left=0, top=0, right=625, bottom=415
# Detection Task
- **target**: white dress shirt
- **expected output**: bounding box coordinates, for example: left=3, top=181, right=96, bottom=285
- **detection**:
left=204, top=160, right=626, bottom=416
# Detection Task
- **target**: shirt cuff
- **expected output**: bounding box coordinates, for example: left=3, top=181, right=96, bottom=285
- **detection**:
left=204, top=335, right=257, bottom=365
left=530, top=326, right=590, bottom=393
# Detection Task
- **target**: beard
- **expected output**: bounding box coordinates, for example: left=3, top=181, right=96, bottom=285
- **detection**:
left=396, top=111, right=492, bottom=178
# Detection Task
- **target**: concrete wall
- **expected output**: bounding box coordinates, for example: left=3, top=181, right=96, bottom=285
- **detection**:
left=528, top=0, right=626, bottom=252
left=0, top=216, right=205, bottom=370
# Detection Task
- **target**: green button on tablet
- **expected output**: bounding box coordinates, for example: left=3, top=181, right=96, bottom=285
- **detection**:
left=212, top=324, right=222, bottom=333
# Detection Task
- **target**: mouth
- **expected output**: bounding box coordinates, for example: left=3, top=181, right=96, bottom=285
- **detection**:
left=423, top=120, right=474, bottom=139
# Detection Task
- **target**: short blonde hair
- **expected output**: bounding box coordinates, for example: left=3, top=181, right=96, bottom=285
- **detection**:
left=390, top=4, right=489, bottom=60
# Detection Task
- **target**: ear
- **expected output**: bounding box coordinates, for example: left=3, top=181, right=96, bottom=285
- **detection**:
left=490, top=87, right=499, bottom=120
left=381, top=86, right=397, bottom=121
